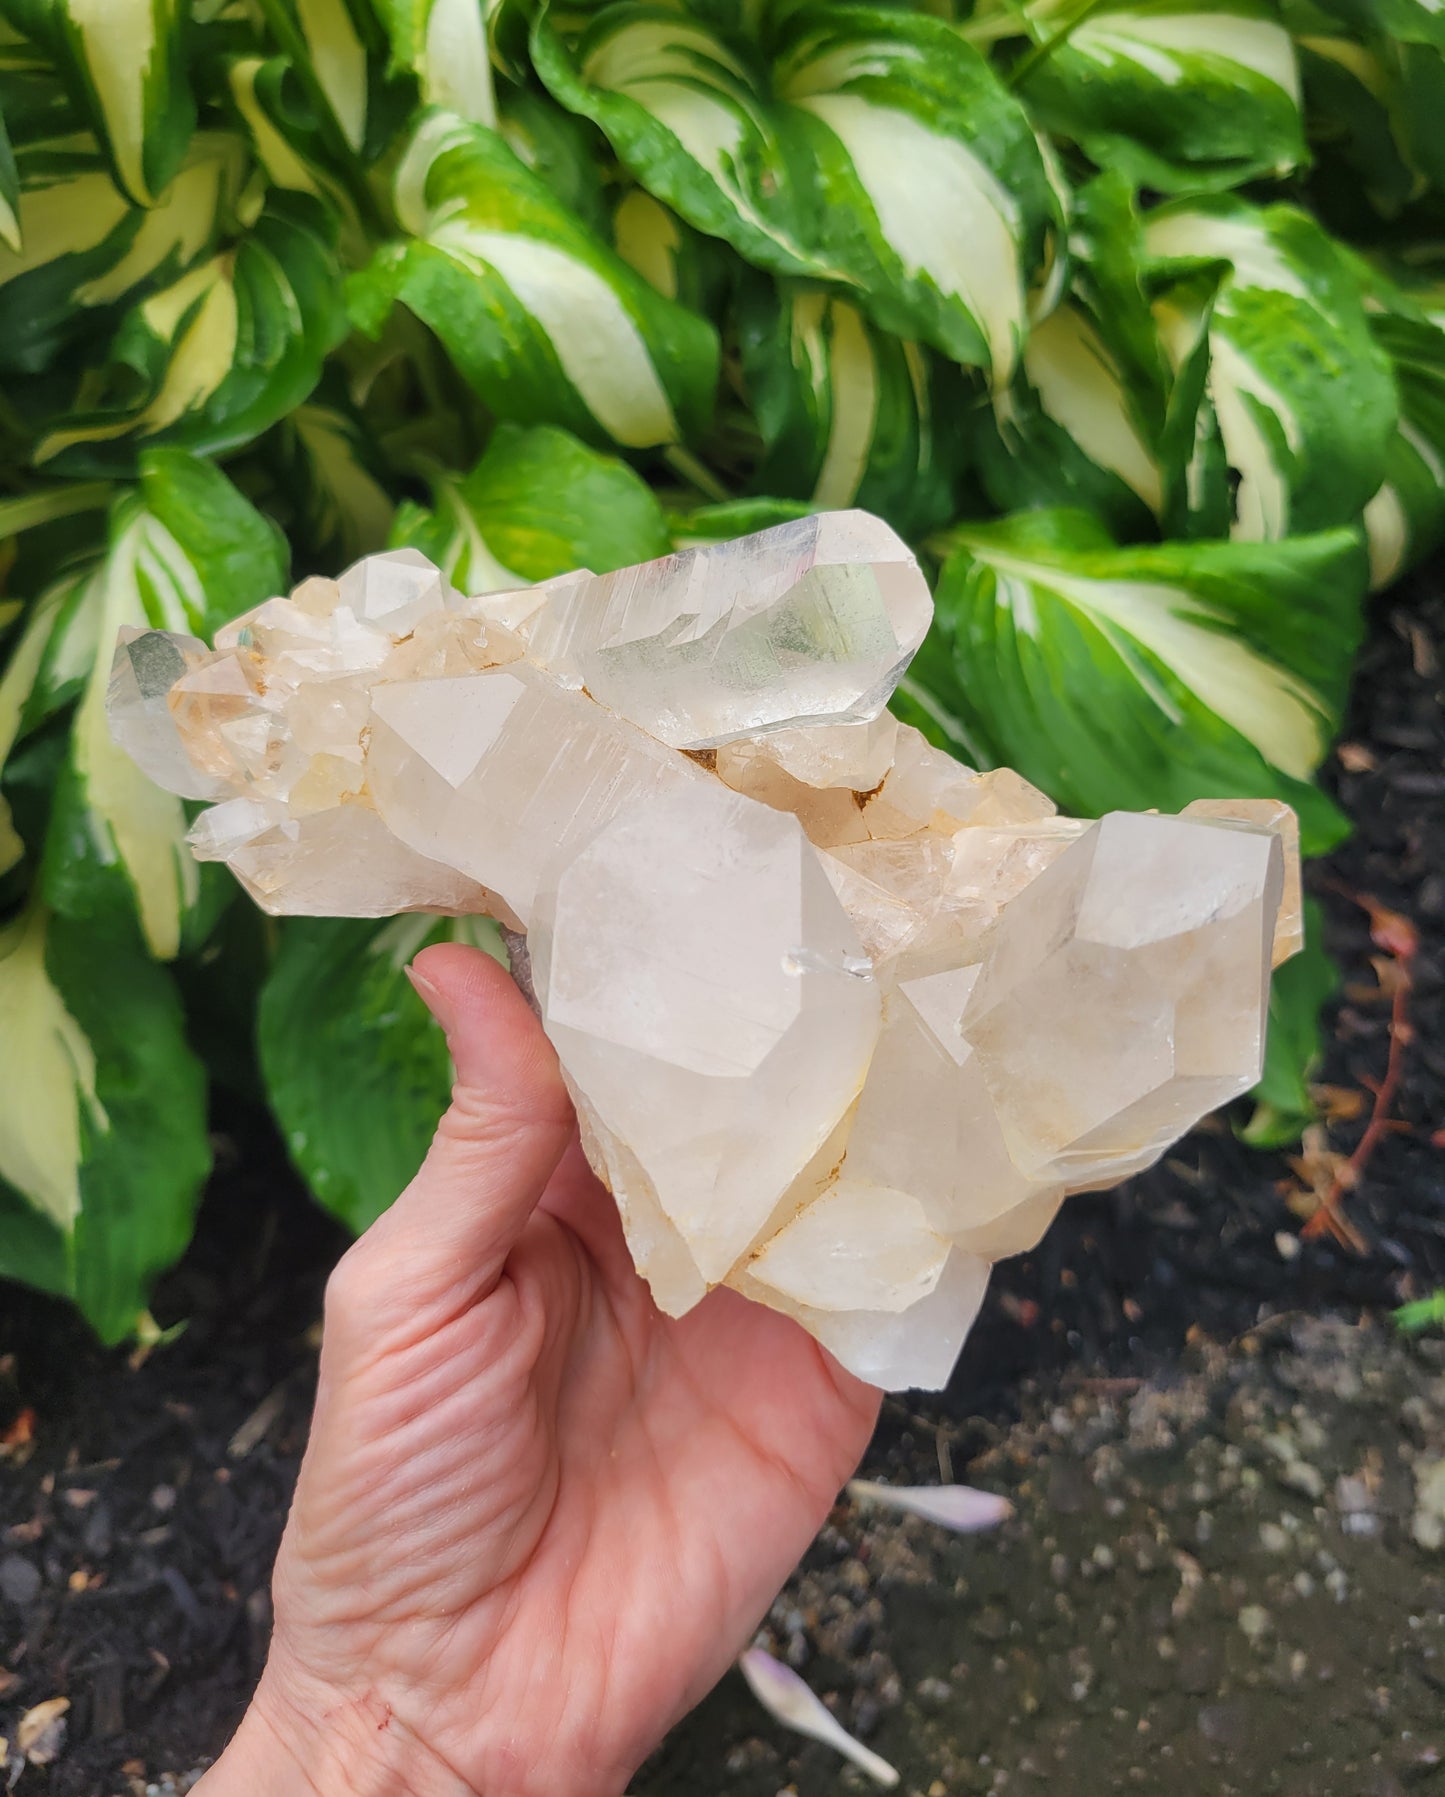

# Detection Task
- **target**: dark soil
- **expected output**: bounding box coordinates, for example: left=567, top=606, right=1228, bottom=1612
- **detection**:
left=642, top=1316, right=1445, bottom=1797
left=1, top=575, right=1442, bottom=1797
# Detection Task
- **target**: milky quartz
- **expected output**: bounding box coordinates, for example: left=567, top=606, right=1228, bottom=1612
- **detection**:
left=107, top=516, right=1301, bottom=1391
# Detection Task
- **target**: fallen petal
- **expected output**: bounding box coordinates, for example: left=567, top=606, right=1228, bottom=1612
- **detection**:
left=848, top=1478, right=1012, bottom=1532
left=738, top=1647, right=899, bottom=1787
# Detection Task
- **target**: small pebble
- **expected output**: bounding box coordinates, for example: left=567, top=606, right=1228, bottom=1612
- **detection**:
left=0, top=1552, right=41, bottom=1607
left=1411, top=1461, right=1445, bottom=1553
left=916, top=1677, right=954, bottom=1711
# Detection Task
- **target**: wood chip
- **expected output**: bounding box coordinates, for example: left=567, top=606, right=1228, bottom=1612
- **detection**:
left=1336, top=742, right=1377, bottom=772
left=0, top=1409, right=35, bottom=1462
left=228, top=1384, right=288, bottom=1459
left=1311, top=1084, right=1368, bottom=1124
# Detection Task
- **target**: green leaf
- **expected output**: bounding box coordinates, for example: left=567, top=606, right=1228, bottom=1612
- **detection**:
left=1395, top=1290, right=1445, bottom=1333
left=1241, top=897, right=1336, bottom=1147
left=258, top=913, right=505, bottom=1233
left=1389, top=34, right=1445, bottom=194
left=611, top=184, right=722, bottom=318
left=1145, top=196, right=1397, bottom=542
left=173, top=891, right=268, bottom=1103
left=0, top=94, right=19, bottom=250
left=255, top=0, right=413, bottom=171
left=737, top=276, right=965, bottom=539
left=1362, top=294, right=1445, bottom=589
left=268, top=398, right=397, bottom=563
left=533, top=1, right=1063, bottom=380
left=1014, top=0, right=1306, bottom=193
left=0, top=131, right=250, bottom=377
left=0, top=583, right=67, bottom=873
left=1312, top=0, right=1445, bottom=48
left=979, top=300, right=1166, bottom=538
left=0, top=901, right=209, bottom=1344
left=32, top=193, right=347, bottom=472
left=0, top=488, right=114, bottom=863
left=928, top=508, right=1368, bottom=853
left=223, top=52, right=344, bottom=203
left=289, top=0, right=373, bottom=150
left=352, top=109, right=719, bottom=450
left=0, top=0, right=197, bottom=205
left=1066, top=171, right=1173, bottom=428
left=372, top=0, right=499, bottom=125
left=391, top=421, right=671, bottom=592
left=21, top=568, right=111, bottom=733
left=0, top=1177, right=71, bottom=1307
left=976, top=172, right=1168, bottom=537
left=666, top=495, right=813, bottom=547
left=40, top=453, right=287, bottom=959
left=499, top=85, right=609, bottom=235
left=1296, top=32, right=1420, bottom=225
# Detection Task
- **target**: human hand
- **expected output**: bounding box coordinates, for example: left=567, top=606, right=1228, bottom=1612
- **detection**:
left=200, top=943, right=881, bottom=1797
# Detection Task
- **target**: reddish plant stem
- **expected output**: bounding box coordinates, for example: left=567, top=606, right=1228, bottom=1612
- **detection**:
left=1302, top=894, right=1417, bottom=1247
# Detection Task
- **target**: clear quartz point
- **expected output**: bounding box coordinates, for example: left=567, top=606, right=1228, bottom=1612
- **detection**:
left=107, top=627, right=231, bottom=801
left=501, top=511, right=932, bottom=748
left=104, top=518, right=1301, bottom=1392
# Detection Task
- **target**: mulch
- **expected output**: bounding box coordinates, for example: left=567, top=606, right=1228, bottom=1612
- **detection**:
left=1, top=570, right=1442, bottom=1795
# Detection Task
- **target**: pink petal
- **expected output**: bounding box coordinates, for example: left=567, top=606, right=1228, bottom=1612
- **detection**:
left=739, top=1648, right=900, bottom=1787
left=848, top=1478, right=1012, bottom=1532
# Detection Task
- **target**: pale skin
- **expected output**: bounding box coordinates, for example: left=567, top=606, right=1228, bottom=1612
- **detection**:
left=199, top=943, right=882, bottom=1797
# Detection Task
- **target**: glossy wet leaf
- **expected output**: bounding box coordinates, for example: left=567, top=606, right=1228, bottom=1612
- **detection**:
left=928, top=508, right=1368, bottom=854
left=390, top=420, right=671, bottom=593
left=258, top=913, right=506, bottom=1232
left=351, top=109, right=719, bottom=449
left=0, top=901, right=209, bottom=1344
left=533, top=1, right=1063, bottom=380
left=737, top=276, right=965, bottom=539
left=0, top=0, right=196, bottom=204
left=1013, top=0, right=1306, bottom=192
left=30, top=194, right=346, bottom=473
left=40, top=452, right=286, bottom=959
left=1145, top=197, right=1396, bottom=542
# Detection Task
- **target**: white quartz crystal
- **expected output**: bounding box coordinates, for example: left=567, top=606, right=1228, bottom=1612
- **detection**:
left=489, top=510, right=932, bottom=748
left=106, top=515, right=1301, bottom=1392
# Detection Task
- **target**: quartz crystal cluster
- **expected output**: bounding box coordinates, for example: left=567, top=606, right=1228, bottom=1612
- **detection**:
left=108, top=513, right=1301, bottom=1391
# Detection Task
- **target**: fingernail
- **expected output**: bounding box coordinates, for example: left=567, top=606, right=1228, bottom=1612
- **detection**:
left=405, top=962, right=452, bottom=1032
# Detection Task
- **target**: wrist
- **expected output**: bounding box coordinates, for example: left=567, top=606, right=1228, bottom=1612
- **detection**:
left=197, top=1664, right=477, bottom=1797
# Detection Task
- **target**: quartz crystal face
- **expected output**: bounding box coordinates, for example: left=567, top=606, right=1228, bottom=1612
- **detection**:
left=494, top=510, right=933, bottom=748
left=106, top=514, right=1302, bottom=1392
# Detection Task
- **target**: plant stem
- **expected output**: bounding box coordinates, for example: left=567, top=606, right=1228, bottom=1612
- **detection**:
left=1009, top=0, right=1113, bottom=87
left=662, top=446, right=731, bottom=505
left=1302, top=892, right=1417, bottom=1250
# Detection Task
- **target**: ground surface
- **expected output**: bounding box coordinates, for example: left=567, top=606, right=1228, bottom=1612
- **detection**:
left=1, top=578, right=1442, bottom=1797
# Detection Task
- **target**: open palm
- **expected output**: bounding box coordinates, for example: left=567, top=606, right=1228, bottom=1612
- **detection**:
left=208, top=944, right=880, bottom=1797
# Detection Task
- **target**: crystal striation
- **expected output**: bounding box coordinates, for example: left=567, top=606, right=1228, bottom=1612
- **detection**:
left=107, top=516, right=1300, bottom=1391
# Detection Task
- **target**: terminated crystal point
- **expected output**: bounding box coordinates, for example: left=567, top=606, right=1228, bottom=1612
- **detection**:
left=487, top=510, right=933, bottom=749
left=105, top=514, right=1303, bottom=1392
left=108, top=628, right=231, bottom=802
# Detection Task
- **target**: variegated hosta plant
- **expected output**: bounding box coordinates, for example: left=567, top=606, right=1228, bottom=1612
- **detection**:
left=1, top=0, right=1442, bottom=1341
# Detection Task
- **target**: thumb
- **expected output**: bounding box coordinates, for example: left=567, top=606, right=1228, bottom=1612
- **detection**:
left=331, top=941, right=575, bottom=1334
